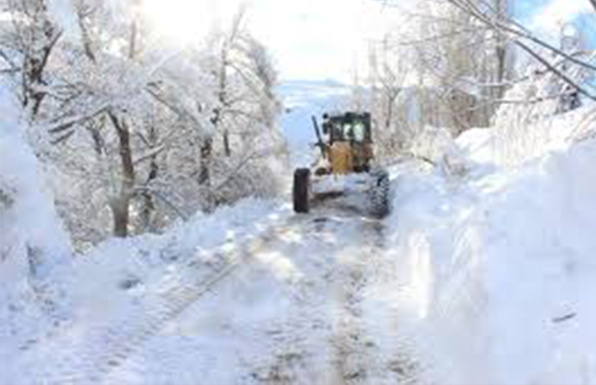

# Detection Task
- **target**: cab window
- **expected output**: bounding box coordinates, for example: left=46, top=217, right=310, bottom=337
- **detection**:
left=352, top=122, right=365, bottom=142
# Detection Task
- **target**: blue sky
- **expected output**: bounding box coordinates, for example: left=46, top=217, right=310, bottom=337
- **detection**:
left=517, top=0, right=595, bottom=43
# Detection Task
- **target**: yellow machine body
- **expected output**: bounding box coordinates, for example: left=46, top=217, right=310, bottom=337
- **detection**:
left=329, top=142, right=354, bottom=174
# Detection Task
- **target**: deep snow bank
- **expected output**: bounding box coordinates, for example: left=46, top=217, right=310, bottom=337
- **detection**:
left=0, top=86, right=73, bottom=368
left=385, top=107, right=596, bottom=384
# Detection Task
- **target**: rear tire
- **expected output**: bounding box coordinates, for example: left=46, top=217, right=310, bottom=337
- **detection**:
left=293, top=168, right=310, bottom=213
left=369, top=169, right=390, bottom=218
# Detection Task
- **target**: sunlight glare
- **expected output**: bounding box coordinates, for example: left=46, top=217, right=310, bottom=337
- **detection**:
left=141, top=0, right=216, bottom=45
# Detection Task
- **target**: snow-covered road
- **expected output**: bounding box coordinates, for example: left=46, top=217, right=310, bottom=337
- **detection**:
left=103, top=207, right=416, bottom=385
left=8, top=200, right=417, bottom=385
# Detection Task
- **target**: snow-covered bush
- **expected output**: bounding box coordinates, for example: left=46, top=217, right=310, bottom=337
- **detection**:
left=409, top=125, right=469, bottom=177
left=491, top=42, right=595, bottom=167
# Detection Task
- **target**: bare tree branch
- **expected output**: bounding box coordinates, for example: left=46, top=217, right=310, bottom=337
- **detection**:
left=50, top=129, right=76, bottom=145
left=446, top=0, right=596, bottom=73
left=517, top=41, right=596, bottom=101
left=146, top=84, right=207, bottom=132
left=133, top=145, right=166, bottom=165
left=48, top=105, right=108, bottom=133
left=134, top=186, right=189, bottom=222
left=0, top=49, right=17, bottom=70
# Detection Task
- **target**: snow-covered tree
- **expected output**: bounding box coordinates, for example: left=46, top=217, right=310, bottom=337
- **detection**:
left=366, top=0, right=517, bottom=162
left=0, top=0, right=287, bottom=246
left=40, top=0, right=217, bottom=239
left=366, top=40, right=417, bottom=160
left=0, top=0, right=63, bottom=118
left=197, top=9, right=286, bottom=211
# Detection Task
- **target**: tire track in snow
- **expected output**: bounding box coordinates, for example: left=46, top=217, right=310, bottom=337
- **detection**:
left=14, top=232, right=276, bottom=385
left=328, top=217, right=382, bottom=385
left=331, top=253, right=370, bottom=384
left=326, top=214, right=417, bottom=385
left=17, top=206, right=417, bottom=385
left=240, top=208, right=416, bottom=385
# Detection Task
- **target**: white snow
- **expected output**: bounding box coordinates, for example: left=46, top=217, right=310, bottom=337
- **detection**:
left=382, top=105, right=596, bottom=384
left=3, top=193, right=420, bottom=384
left=0, top=81, right=73, bottom=376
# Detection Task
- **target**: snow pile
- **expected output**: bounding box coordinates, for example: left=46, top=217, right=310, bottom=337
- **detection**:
left=0, top=84, right=73, bottom=369
left=489, top=104, right=596, bottom=168
left=386, top=107, right=596, bottom=384
left=410, top=126, right=457, bottom=164
left=71, top=199, right=289, bottom=325
left=410, top=125, right=469, bottom=177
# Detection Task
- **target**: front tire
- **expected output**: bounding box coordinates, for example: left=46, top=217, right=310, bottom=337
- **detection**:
left=369, top=169, right=390, bottom=218
left=293, top=168, right=310, bottom=213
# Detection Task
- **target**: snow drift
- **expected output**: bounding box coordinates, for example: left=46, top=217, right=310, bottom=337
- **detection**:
left=386, top=106, right=596, bottom=384
left=0, top=84, right=73, bottom=370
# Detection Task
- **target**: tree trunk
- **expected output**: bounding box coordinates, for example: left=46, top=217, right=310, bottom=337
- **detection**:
left=111, top=197, right=130, bottom=238
left=141, top=160, right=158, bottom=231
left=223, top=128, right=231, bottom=157
left=199, top=137, right=212, bottom=186
left=141, top=126, right=159, bottom=231
left=218, top=41, right=231, bottom=157
left=129, top=20, right=138, bottom=60
left=108, top=111, right=135, bottom=238
left=493, top=0, right=509, bottom=103
left=198, top=137, right=214, bottom=212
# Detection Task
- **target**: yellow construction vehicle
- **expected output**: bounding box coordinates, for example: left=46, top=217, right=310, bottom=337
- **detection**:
left=292, top=112, right=390, bottom=217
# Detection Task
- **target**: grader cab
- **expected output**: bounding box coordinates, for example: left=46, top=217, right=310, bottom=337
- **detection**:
left=292, top=112, right=390, bottom=217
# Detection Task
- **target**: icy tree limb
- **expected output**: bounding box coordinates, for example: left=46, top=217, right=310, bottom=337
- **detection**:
left=0, top=49, right=18, bottom=72
left=212, top=147, right=274, bottom=192
left=133, top=145, right=166, bottom=166
left=134, top=186, right=189, bottom=221
left=516, top=41, right=596, bottom=102
left=145, top=85, right=207, bottom=133
left=47, top=105, right=108, bottom=134
left=446, top=0, right=596, bottom=73
left=50, top=130, right=76, bottom=145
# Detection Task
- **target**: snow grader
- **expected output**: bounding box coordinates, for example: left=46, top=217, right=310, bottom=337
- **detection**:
left=292, top=112, right=390, bottom=217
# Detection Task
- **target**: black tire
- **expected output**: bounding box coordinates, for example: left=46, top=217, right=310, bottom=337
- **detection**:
left=369, top=169, right=390, bottom=218
left=293, top=168, right=310, bottom=213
